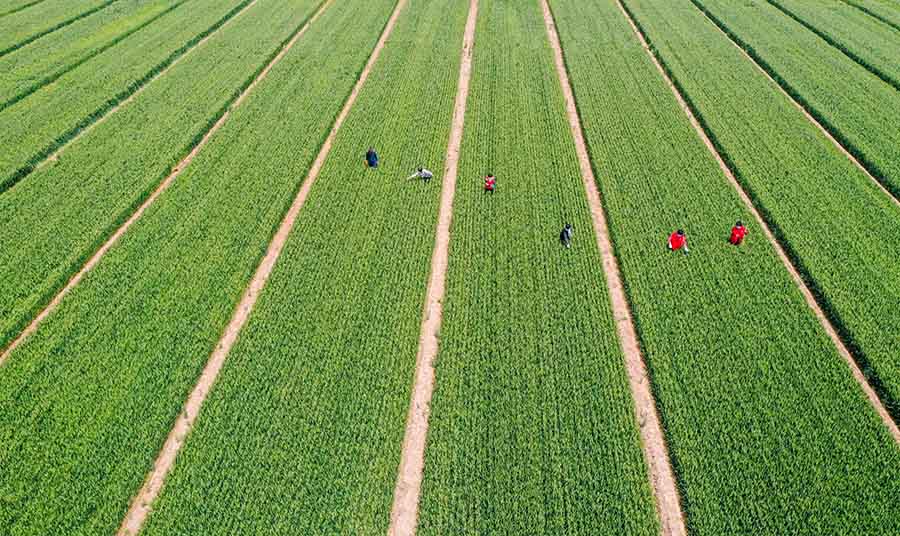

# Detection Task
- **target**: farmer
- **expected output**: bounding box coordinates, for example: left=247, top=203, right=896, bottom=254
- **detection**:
left=484, top=173, right=496, bottom=194
left=406, top=167, right=434, bottom=184
left=729, top=221, right=748, bottom=246
left=560, top=223, right=573, bottom=248
left=365, top=147, right=379, bottom=168
left=668, top=229, right=688, bottom=255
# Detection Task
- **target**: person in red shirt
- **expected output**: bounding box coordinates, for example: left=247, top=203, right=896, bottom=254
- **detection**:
left=729, top=221, right=747, bottom=245
left=668, top=229, right=688, bottom=255
left=484, top=173, right=496, bottom=194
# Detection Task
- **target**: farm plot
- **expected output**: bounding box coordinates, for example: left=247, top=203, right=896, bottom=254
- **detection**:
left=842, top=0, right=900, bottom=30
left=0, top=0, right=46, bottom=18
left=692, top=0, right=900, bottom=198
left=416, top=0, right=658, bottom=534
left=0, top=0, right=182, bottom=108
left=139, top=0, right=470, bottom=533
left=0, top=0, right=326, bottom=352
left=551, top=0, right=900, bottom=533
left=622, top=0, right=900, bottom=422
left=0, top=1, right=396, bottom=534
left=765, top=0, right=900, bottom=89
left=0, top=0, right=250, bottom=192
left=0, top=0, right=114, bottom=55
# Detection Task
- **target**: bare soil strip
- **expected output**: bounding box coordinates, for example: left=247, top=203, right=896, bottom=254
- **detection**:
left=0, top=0, right=259, bottom=195
left=0, top=0, right=119, bottom=57
left=616, top=0, right=900, bottom=444
left=0, top=0, right=321, bottom=367
left=689, top=0, right=900, bottom=209
left=115, top=1, right=408, bottom=534
left=387, top=1, right=477, bottom=534
left=542, top=1, right=688, bottom=534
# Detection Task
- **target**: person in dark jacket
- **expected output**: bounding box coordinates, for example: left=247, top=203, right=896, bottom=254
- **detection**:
left=365, top=147, right=379, bottom=168
left=560, top=223, right=573, bottom=248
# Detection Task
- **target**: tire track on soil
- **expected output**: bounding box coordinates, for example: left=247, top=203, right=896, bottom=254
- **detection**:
left=617, top=0, right=900, bottom=444
left=543, top=1, right=687, bottom=534
left=114, top=0, right=408, bottom=532
left=387, top=0, right=477, bottom=534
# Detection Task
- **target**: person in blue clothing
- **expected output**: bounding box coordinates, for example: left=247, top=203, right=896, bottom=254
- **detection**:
left=365, top=147, right=379, bottom=168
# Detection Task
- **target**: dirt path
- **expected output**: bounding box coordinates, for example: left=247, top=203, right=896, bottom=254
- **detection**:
left=386, top=1, right=477, bottom=534
left=616, top=0, right=900, bottom=444
left=21, top=0, right=260, bottom=182
left=115, top=1, right=408, bottom=534
left=0, top=0, right=321, bottom=368
left=542, top=2, right=688, bottom=535
left=690, top=0, right=900, bottom=209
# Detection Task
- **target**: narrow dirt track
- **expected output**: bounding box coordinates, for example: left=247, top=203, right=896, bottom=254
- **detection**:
left=387, top=1, right=477, bottom=534
left=0, top=0, right=313, bottom=368
left=115, top=1, right=408, bottom=534
left=542, top=1, right=688, bottom=535
left=689, top=0, right=900, bottom=209
left=30, top=0, right=260, bottom=176
left=615, top=0, right=900, bottom=444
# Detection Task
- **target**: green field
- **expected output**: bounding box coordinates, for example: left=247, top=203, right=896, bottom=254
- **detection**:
left=1, top=0, right=898, bottom=534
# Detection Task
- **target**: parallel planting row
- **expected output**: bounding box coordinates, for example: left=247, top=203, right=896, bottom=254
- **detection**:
left=0, top=0, right=114, bottom=56
left=622, top=0, right=900, bottom=422
left=0, top=0, right=397, bottom=533
left=417, top=0, right=657, bottom=533
left=0, top=0, right=249, bottom=192
left=141, top=1, right=471, bottom=531
left=690, top=0, right=900, bottom=198
left=0, top=0, right=314, bottom=351
left=551, top=0, right=900, bottom=533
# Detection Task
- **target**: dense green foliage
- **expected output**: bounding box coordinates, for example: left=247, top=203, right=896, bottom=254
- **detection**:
left=0, top=0, right=114, bottom=56
left=0, top=0, right=325, bottom=351
left=624, top=0, right=900, bottom=423
left=0, top=0, right=182, bottom=109
left=0, top=0, right=248, bottom=192
left=417, top=1, right=657, bottom=534
left=0, top=0, right=403, bottom=532
left=552, top=0, right=900, bottom=533
left=140, top=1, right=469, bottom=532
left=692, top=0, right=900, bottom=198
left=843, top=0, right=900, bottom=30
left=765, top=0, right=900, bottom=90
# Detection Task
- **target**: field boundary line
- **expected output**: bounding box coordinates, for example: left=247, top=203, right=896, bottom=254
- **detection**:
left=0, top=0, right=119, bottom=57
left=114, top=1, right=408, bottom=533
left=838, top=0, right=900, bottom=33
left=689, top=0, right=900, bottom=207
left=0, top=0, right=331, bottom=368
left=0, top=0, right=48, bottom=19
left=0, top=0, right=258, bottom=196
left=544, top=1, right=687, bottom=534
left=763, top=0, right=900, bottom=92
left=387, top=0, right=477, bottom=534
left=616, top=0, right=900, bottom=443
left=0, top=0, right=189, bottom=113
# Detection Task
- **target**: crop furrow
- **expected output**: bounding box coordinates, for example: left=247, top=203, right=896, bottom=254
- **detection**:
left=840, top=0, right=900, bottom=32
left=0, top=0, right=47, bottom=19
left=0, top=0, right=118, bottom=57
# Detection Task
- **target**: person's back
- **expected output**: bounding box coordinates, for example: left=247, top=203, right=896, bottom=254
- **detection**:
left=560, top=223, right=573, bottom=248
left=730, top=221, right=747, bottom=245
left=365, top=147, right=378, bottom=168
left=484, top=174, right=496, bottom=193
left=668, top=229, right=688, bottom=254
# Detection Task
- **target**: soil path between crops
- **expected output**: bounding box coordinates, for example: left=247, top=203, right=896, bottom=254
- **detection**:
left=543, top=2, right=688, bottom=535
left=615, top=0, right=900, bottom=444
left=115, top=1, right=408, bottom=534
left=689, top=0, right=900, bottom=209
left=0, top=0, right=328, bottom=369
left=387, top=0, right=477, bottom=534
left=30, top=0, right=260, bottom=175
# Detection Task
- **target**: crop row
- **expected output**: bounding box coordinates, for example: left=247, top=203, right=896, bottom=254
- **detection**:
left=691, top=0, right=900, bottom=199
left=765, top=0, right=900, bottom=90
left=0, top=0, right=47, bottom=19
left=0, top=0, right=318, bottom=352
left=842, top=0, right=900, bottom=31
left=0, top=0, right=183, bottom=111
left=0, top=0, right=114, bottom=56
left=138, top=0, right=470, bottom=532
left=552, top=0, right=900, bottom=533
left=416, top=1, right=658, bottom=534
left=623, top=0, right=900, bottom=424
left=0, top=0, right=249, bottom=193
left=0, top=1, right=397, bottom=533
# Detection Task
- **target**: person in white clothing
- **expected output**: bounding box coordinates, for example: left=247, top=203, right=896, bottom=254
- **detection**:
left=406, top=167, right=434, bottom=184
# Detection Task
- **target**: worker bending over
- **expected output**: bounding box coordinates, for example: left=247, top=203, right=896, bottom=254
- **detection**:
left=484, top=174, right=496, bottom=194
left=668, top=229, right=688, bottom=255
left=365, top=147, right=379, bottom=168
left=560, top=223, right=573, bottom=248
left=729, top=221, right=747, bottom=245
left=407, top=167, right=433, bottom=183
